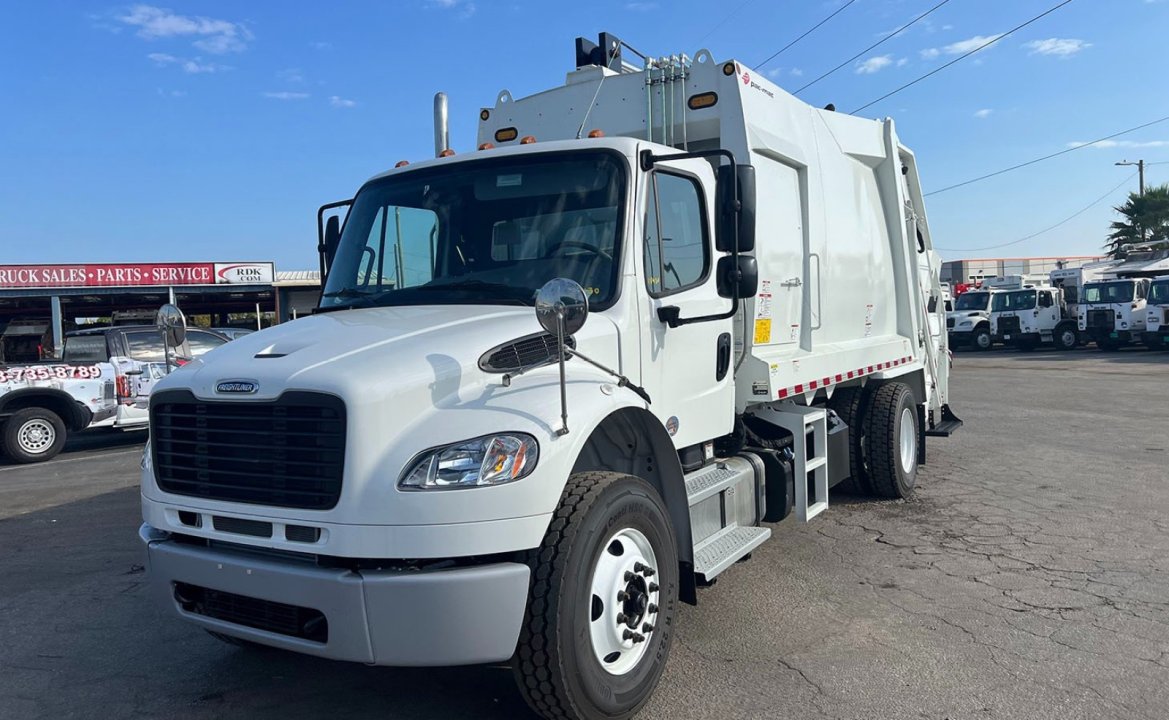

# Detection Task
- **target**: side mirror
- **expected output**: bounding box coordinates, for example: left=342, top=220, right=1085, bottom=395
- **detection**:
left=716, top=255, right=759, bottom=299
left=716, top=164, right=756, bottom=253
left=535, top=278, right=589, bottom=336
left=323, top=215, right=341, bottom=269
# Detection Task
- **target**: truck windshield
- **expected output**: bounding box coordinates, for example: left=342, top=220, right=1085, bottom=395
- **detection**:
left=320, top=151, right=625, bottom=310
left=1083, top=281, right=1134, bottom=304
left=954, top=292, right=989, bottom=311
left=991, top=290, right=1035, bottom=312
left=1149, top=281, right=1169, bottom=305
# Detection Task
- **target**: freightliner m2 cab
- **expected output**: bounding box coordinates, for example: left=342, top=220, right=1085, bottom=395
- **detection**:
left=947, top=289, right=993, bottom=350
left=140, top=34, right=960, bottom=720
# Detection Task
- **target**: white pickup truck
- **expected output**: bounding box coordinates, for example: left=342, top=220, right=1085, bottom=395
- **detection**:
left=0, top=323, right=223, bottom=463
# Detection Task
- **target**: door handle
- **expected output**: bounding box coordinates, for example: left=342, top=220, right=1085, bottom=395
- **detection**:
left=715, top=333, right=732, bottom=381
left=781, top=277, right=802, bottom=287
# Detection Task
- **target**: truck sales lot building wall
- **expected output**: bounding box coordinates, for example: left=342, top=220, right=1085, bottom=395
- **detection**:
left=0, top=263, right=321, bottom=361
left=941, top=255, right=1102, bottom=285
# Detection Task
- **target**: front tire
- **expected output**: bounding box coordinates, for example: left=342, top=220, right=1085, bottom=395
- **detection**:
left=513, top=472, right=679, bottom=720
left=972, top=327, right=992, bottom=351
left=2, top=407, right=67, bottom=463
left=1054, top=324, right=1079, bottom=351
left=862, top=383, right=918, bottom=499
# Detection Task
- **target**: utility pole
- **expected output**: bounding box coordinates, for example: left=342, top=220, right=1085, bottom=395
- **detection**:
left=1116, top=159, right=1145, bottom=195
left=1115, top=159, right=1147, bottom=246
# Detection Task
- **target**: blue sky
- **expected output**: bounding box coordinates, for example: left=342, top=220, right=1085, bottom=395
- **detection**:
left=1, top=0, right=1167, bottom=269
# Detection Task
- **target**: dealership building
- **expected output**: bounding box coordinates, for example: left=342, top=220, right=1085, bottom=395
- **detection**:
left=0, top=262, right=322, bottom=362
left=940, top=255, right=1102, bottom=286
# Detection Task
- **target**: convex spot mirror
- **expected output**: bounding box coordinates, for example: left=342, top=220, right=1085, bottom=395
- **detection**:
left=716, top=164, right=756, bottom=253
left=536, top=278, right=589, bottom=336
left=323, top=215, right=342, bottom=268
left=717, top=255, right=759, bottom=299
left=156, top=304, right=187, bottom=347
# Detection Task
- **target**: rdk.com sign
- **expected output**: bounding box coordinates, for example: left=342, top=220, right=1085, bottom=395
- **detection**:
left=214, top=263, right=275, bottom=284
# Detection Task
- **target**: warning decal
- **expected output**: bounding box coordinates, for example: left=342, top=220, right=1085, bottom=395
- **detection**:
left=754, top=319, right=772, bottom=344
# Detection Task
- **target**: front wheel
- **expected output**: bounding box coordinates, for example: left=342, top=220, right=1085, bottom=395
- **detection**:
left=972, top=327, right=992, bottom=351
left=1055, top=324, right=1079, bottom=351
left=2, top=407, right=67, bottom=463
left=513, top=472, right=678, bottom=720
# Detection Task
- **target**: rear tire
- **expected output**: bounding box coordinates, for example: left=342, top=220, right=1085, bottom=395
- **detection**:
left=513, top=472, right=678, bottom=720
left=862, top=383, right=918, bottom=499
left=828, top=385, right=870, bottom=496
left=2, top=407, right=67, bottom=463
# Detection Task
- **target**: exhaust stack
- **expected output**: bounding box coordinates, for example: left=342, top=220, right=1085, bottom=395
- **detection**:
left=433, top=92, right=449, bottom=157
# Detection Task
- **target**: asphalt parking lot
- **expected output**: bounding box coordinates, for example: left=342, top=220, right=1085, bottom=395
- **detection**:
left=1, top=348, right=1167, bottom=720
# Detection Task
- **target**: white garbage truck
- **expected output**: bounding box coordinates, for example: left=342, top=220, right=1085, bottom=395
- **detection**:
left=989, top=281, right=1080, bottom=351
left=139, top=34, right=960, bottom=719
left=1144, top=275, right=1169, bottom=348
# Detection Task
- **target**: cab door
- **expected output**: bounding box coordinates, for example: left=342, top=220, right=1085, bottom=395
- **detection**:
left=636, top=157, right=734, bottom=448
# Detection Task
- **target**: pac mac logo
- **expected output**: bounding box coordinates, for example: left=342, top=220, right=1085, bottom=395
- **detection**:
left=216, top=380, right=258, bottom=394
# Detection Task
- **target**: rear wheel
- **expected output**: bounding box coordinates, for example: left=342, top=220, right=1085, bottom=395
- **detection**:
left=862, top=383, right=918, bottom=499
left=828, top=385, right=870, bottom=496
left=513, top=472, right=678, bottom=720
left=2, top=407, right=67, bottom=463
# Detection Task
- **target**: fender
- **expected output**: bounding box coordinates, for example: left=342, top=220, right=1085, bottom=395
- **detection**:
left=0, top=387, right=92, bottom=430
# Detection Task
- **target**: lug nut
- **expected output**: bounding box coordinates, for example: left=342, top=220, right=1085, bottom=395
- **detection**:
left=648, top=582, right=659, bottom=593
left=642, top=623, right=654, bottom=633
left=634, top=562, right=646, bottom=573
left=617, top=590, right=629, bottom=601
left=632, top=633, right=646, bottom=644
left=643, top=566, right=656, bottom=577
left=648, top=603, right=658, bottom=614
left=624, top=571, right=634, bottom=582
left=616, top=613, right=627, bottom=624
left=623, top=629, right=634, bottom=641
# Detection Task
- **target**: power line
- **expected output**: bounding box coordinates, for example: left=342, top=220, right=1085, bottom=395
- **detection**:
left=697, top=0, right=755, bottom=45
left=935, top=171, right=1136, bottom=253
left=850, top=0, right=1074, bottom=114
left=755, top=0, right=859, bottom=70
left=926, top=113, right=1169, bottom=196
left=795, top=0, right=953, bottom=95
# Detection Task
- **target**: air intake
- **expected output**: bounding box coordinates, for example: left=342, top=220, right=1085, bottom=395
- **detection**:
left=479, top=332, right=576, bottom=373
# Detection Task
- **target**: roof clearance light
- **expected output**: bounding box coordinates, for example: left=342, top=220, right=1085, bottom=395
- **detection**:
left=480, top=109, right=490, bottom=121
left=687, top=92, right=718, bottom=110
left=439, top=148, right=456, bottom=157
left=587, top=129, right=605, bottom=138
left=495, top=127, right=519, bottom=142
left=520, top=135, right=537, bottom=145
left=722, top=61, right=736, bottom=76
left=478, top=142, right=495, bottom=150
left=395, top=160, right=409, bottom=168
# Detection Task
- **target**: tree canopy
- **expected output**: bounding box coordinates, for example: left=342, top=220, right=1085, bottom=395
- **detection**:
left=1106, top=184, right=1169, bottom=259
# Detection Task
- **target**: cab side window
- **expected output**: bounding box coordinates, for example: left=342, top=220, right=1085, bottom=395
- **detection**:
left=1039, top=291, right=1053, bottom=308
left=644, top=172, right=709, bottom=296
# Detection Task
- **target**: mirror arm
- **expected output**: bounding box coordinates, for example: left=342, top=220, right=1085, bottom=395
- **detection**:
left=563, top=347, right=651, bottom=404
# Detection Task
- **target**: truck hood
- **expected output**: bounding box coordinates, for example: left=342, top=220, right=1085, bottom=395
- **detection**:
left=158, top=304, right=611, bottom=404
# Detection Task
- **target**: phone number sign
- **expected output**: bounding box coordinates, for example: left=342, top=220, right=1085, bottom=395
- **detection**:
left=0, top=263, right=275, bottom=289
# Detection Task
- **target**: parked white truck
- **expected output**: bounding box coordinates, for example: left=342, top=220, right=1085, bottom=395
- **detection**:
left=1080, top=277, right=1152, bottom=350
left=139, top=34, right=960, bottom=719
left=1049, top=260, right=1119, bottom=322
left=989, top=283, right=1079, bottom=351
left=1142, top=275, right=1169, bottom=348
left=947, top=288, right=994, bottom=350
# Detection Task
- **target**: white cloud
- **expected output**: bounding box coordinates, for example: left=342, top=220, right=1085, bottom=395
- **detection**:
left=1066, top=139, right=1169, bottom=149
left=310, top=41, right=332, bottom=50
left=147, top=52, right=227, bottom=74
left=264, top=91, right=310, bottom=100
left=1025, top=38, right=1091, bottom=58
left=974, top=108, right=993, bottom=119
left=330, top=96, right=357, bottom=108
left=767, top=68, right=784, bottom=78
left=856, top=55, right=894, bottom=74
left=118, top=5, right=251, bottom=53
left=789, top=67, right=803, bottom=77
left=896, top=57, right=908, bottom=67
left=425, top=0, right=476, bottom=17
left=157, top=88, right=186, bottom=98
left=625, top=2, right=658, bottom=9
left=278, top=68, right=305, bottom=84
left=921, top=33, right=1004, bottom=60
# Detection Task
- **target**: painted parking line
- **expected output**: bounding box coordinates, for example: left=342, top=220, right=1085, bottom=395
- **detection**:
left=0, top=448, right=143, bottom=473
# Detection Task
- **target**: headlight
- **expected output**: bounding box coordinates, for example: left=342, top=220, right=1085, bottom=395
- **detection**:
left=399, top=433, right=539, bottom=490
left=958, top=320, right=973, bottom=328
left=141, top=439, right=152, bottom=471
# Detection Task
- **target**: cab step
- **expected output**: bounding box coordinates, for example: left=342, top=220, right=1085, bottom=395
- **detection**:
left=925, top=403, right=963, bottom=437
left=694, top=525, right=771, bottom=583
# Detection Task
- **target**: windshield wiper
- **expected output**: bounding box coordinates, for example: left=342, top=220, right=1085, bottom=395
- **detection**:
left=321, top=287, right=378, bottom=298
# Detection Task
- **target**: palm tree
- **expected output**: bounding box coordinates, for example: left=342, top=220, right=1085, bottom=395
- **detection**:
left=1106, top=184, right=1169, bottom=259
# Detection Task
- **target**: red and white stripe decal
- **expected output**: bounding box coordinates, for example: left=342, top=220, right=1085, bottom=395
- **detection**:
left=776, top=355, right=915, bottom=399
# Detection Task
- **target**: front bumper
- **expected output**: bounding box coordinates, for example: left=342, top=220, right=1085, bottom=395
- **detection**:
left=140, top=524, right=530, bottom=666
